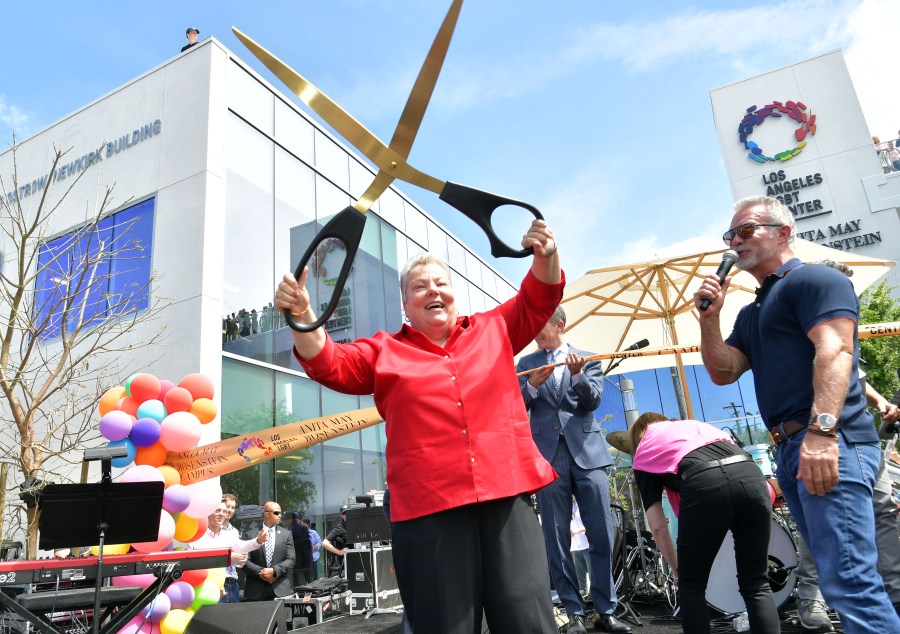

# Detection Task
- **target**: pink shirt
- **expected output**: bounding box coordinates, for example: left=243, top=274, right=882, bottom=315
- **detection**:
left=296, top=270, right=564, bottom=522
left=632, top=420, right=731, bottom=515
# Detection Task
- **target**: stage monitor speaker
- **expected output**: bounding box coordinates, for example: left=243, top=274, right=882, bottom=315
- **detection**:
left=185, top=601, right=287, bottom=634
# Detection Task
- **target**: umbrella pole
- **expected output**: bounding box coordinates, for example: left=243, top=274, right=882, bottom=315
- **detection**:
left=674, top=353, right=694, bottom=420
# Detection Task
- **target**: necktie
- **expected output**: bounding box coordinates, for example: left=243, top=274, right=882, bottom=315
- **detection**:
left=547, top=350, right=559, bottom=395
left=265, top=527, right=275, bottom=566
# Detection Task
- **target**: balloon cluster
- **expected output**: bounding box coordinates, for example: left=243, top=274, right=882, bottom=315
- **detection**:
left=97, top=372, right=226, bottom=634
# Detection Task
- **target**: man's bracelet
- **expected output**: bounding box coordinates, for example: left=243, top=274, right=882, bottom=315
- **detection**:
left=291, top=306, right=311, bottom=317
left=806, top=427, right=838, bottom=439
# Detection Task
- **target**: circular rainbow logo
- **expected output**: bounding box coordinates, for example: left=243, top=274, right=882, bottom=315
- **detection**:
left=739, top=100, right=817, bottom=163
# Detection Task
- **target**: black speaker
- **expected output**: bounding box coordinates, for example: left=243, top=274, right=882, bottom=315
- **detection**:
left=185, top=601, right=287, bottom=634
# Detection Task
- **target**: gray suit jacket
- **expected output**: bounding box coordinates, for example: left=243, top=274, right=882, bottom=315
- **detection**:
left=516, top=344, right=614, bottom=470
left=243, top=524, right=296, bottom=599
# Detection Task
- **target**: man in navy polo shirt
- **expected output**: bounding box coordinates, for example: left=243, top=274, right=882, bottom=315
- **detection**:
left=694, top=195, right=899, bottom=633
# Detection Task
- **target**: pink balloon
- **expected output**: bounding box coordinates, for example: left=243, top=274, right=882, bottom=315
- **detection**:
left=158, top=379, right=176, bottom=401
left=120, top=464, right=166, bottom=484
left=132, top=510, right=175, bottom=554
left=99, top=410, right=133, bottom=442
left=162, top=484, right=191, bottom=515
left=113, top=573, right=158, bottom=589
left=182, top=480, right=223, bottom=519
left=159, top=412, right=202, bottom=452
left=164, top=581, right=195, bottom=610
left=140, top=592, right=171, bottom=623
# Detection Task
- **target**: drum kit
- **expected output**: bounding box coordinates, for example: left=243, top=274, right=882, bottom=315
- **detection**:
left=604, top=430, right=800, bottom=619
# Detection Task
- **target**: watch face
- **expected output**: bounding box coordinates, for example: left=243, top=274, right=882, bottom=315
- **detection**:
left=816, top=414, right=838, bottom=431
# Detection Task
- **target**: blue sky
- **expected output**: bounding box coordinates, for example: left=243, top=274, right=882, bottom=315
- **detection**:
left=2, top=0, right=897, bottom=283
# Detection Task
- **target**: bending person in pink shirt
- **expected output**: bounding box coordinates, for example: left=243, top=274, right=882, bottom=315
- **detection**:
left=274, top=219, right=561, bottom=634
left=629, top=413, right=779, bottom=634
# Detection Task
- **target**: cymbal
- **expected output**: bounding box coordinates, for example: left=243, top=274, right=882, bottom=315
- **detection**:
left=606, top=430, right=634, bottom=454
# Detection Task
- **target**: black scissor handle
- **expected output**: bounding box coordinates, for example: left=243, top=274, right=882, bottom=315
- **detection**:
left=284, top=206, right=367, bottom=333
left=439, top=181, right=544, bottom=259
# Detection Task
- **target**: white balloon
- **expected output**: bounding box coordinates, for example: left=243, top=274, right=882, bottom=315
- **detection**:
left=181, top=479, right=223, bottom=518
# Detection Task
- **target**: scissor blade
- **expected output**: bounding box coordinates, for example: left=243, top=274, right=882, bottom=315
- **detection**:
left=390, top=0, right=462, bottom=159
left=232, top=27, right=395, bottom=173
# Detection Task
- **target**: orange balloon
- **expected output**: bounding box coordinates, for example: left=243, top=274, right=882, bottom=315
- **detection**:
left=173, top=514, right=199, bottom=542
left=157, top=465, right=181, bottom=488
left=190, top=398, right=217, bottom=425
left=188, top=515, right=209, bottom=542
left=99, top=386, right=127, bottom=417
left=164, top=387, right=194, bottom=414
left=117, top=396, right=140, bottom=417
left=135, top=442, right=168, bottom=467
left=178, top=373, right=214, bottom=401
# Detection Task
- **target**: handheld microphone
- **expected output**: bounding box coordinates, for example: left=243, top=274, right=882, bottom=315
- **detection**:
left=699, top=250, right=739, bottom=312
left=625, top=339, right=650, bottom=351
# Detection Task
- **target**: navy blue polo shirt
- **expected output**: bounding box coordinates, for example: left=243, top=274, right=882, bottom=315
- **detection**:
left=725, top=258, right=877, bottom=443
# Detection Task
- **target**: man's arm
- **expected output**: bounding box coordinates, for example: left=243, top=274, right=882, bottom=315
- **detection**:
left=695, top=275, right=750, bottom=384
left=866, top=382, right=900, bottom=424
left=798, top=317, right=855, bottom=496
left=569, top=354, right=602, bottom=411
left=322, top=537, right=346, bottom=557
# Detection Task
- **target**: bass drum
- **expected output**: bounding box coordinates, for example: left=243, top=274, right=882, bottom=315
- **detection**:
left=706, top=518, right=797, bottom=615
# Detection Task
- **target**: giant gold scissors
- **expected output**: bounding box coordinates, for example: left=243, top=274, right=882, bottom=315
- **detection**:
left=234, top=0, right=544, bottom=332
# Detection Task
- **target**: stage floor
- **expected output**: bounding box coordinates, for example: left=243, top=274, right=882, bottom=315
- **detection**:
left=298, top=597, right=843, bottom=633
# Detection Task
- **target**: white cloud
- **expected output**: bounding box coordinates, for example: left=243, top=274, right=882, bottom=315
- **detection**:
left=0, top=94, right=32, bottom=139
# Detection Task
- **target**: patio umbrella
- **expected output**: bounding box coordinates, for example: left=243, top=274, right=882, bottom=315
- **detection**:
left=531, top=239, right=894, bottom=419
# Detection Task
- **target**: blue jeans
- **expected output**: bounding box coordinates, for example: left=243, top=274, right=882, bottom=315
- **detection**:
left=220, top=578, right=240, bottom=603
left=776, top=430, right=900, bottom=633
left=572, top=548, right=591, bottom=597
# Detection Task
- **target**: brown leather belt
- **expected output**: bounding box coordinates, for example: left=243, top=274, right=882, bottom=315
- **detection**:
left=770, top=419, right=806, bottom=445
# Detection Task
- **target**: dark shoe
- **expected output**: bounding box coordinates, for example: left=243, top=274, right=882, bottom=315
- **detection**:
left=567, top=614, right=587, bottom=634
left=591, top=612, right=632, bottom=633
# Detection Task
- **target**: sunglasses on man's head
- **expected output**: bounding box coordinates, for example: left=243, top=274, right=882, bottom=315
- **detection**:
left=722, top=223, right=783, bottom=245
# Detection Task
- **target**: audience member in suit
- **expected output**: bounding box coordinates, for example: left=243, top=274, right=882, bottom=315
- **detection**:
left=516, top=306, right=630, bottom=634
left=243, top=501, right=296, bottom=601
left=290, top=511, right=313, bottom=588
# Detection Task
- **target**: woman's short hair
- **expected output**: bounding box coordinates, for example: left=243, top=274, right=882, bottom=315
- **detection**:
left=629, top=412, right=670, bottom=455
left=399, top=253, right=451, bottom=302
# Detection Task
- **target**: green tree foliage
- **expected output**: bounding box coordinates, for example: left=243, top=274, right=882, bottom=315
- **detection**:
left=859, top=280, right=900, bottom=409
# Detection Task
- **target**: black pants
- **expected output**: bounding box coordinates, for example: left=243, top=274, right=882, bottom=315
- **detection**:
left=676, top=461, right=780, bottom=633
left=391, top=494, right=556, bottom=634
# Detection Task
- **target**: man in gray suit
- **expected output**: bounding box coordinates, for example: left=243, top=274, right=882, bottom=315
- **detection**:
left=243, top=501, right=296, bottom=601
left=517, top=306, right=629, bottom=634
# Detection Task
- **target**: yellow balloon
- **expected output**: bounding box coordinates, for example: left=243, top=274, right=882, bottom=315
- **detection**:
left=206, top=567, right=226, bottom=590
left=173, top=514, right=199, bottom=542
left=160, top=608, right=192, bottom=634
left=89, top=543, right=131, bottom=556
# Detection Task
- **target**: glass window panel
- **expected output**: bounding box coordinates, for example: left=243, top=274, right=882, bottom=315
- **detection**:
left=380, top=222, right=399, bottom=272
left=275, top=373, right=321, bottom=424
left=274, top=99, right=314, bottom=166
left=223, top=115, right=274, bottom=362
left=382, top=261, right=403, bottom=332
left=221, top=358, right=274, bottom=435
left=376, top=188, right=405, bottom=232
left=315, top=174, right=351, bottom=221
left=454, top=276, right=472, bottom=317
left=464, top=251, right=482, bottom=288
left=426, top=221, right=449, bottom=261
left=403, top=202, right=428, bottom=247
left=480, top=270, right=498, bottom=303
left=321, top=389, right=359, bottom=418
left=272, top=147, right=317, bottom=368
left=109, top=199, right=154, bottom=315
left=221, top=458, right=264, bottom=509
left=322, top=461, right=362, bottom=511
left=349, top=158, right=376, bottom=202
left=447, top=238, right=466, bottom=278
left=228, top=62, right=274, bottom=136
left=314, top=131, right=350, bottom=194
left=360, top=213, right=382, bottom=260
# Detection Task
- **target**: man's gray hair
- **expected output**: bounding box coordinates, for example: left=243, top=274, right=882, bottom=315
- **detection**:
left=399, top=253, right=451, bottom=302
left=732, top=195, right=795, bottom=246
left=550, top=305, right=566, bottom=327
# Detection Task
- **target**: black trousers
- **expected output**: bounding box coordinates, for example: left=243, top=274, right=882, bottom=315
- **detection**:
left=676, top=460, right=780, bottom=634
left=391, top=494, right=557, bottom=634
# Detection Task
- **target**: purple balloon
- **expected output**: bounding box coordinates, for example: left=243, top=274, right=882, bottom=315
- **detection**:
left=99, top=410, right=133, bottom=442
left=164, top=581, right=195, bottom=609
left=140, top=592, right=171, bottom=623
left=130, top=418, right=162, bottom=447
left=162, top=484, right=191, bottom=515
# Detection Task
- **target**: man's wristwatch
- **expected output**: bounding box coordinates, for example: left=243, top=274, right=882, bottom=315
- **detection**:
left=808, top=413, right=839, bottom=438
